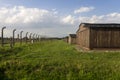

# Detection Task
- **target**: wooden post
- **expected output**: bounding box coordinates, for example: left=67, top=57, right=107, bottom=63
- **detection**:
left=1, top=27, right=6, bottom=47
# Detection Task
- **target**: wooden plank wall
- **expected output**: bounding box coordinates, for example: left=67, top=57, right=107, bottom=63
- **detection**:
left=90, top=27, right=120, bottom=48
left=68, top=36, right=71, bottom=44
left=68, top=36, right=76, bottom=44
left=71, top=37, right=76, bottom=44
left=63, top=37, right=68, bottom=43
left=76, top=27, right=90, bottom=48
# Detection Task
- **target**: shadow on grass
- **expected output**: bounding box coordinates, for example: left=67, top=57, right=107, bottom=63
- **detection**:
left=0, top=47, right=23, bottom=54
left=0, top=47, right=24, bottom=80
left=0, top=68, right=9, bottom=80
left=0, top=47, right=24, bottom=61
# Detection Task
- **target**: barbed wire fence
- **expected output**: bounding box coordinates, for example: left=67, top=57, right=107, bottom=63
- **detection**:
left=0, top=26, right=41, bottom=48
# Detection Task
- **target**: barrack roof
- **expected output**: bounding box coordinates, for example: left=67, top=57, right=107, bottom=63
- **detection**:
left=69, top=34, right=76, bottom=38
left=80, top=23, right=120, bottom=27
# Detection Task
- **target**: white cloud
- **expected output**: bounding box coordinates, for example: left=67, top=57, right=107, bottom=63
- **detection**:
left=52, top=8, right=58, bottom=14
left=78, top=12, right=120, bottom=23
left=107, top=13, right=120, bottom=17
left=62, top=15, right=75, bottom=24
left=83, top=15, right=105, bottom=23
left=0, top=6, right=77, bottom=37
left=0, top=6, right=49, bottom=24
left=74, top=6, right=94, bottom=14
left=1, top=6, right=120, bottom=37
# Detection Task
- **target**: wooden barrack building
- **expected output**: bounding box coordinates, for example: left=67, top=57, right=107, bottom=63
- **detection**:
left=68, top=34, right=76, bottom=44
left=76, top=23, right=120, bottom=50
left=63, top=36, right=69, bottom=43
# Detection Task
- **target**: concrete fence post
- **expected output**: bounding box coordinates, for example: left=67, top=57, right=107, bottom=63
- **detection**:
left=36, top=34, right=38, bottom=42
left=37, top=35, right=39, bottom=42
left=26, top=32, right=28, bottom=44
left=32, top=34, right=35, bottom=43
left=38, top=35, right=40, bottom=42
left=12, top=29, right=16, bottom=46
left=17, top=34, right=19, bottom=42
left=1, top=27, right=6, bottom=47
left=20, top=31, right=23, bottom=45
left=10, top=37, right=13, bottom=48
left=29, top=33, right=32, bottom=44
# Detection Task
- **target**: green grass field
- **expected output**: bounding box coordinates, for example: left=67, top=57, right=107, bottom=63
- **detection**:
left=0, top=40, right=120, bottom=80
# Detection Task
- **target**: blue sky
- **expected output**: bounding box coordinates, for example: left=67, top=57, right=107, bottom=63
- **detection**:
left=0, top=0, right=120, bottom=37
left=1, top=0, right=120, bottom=14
